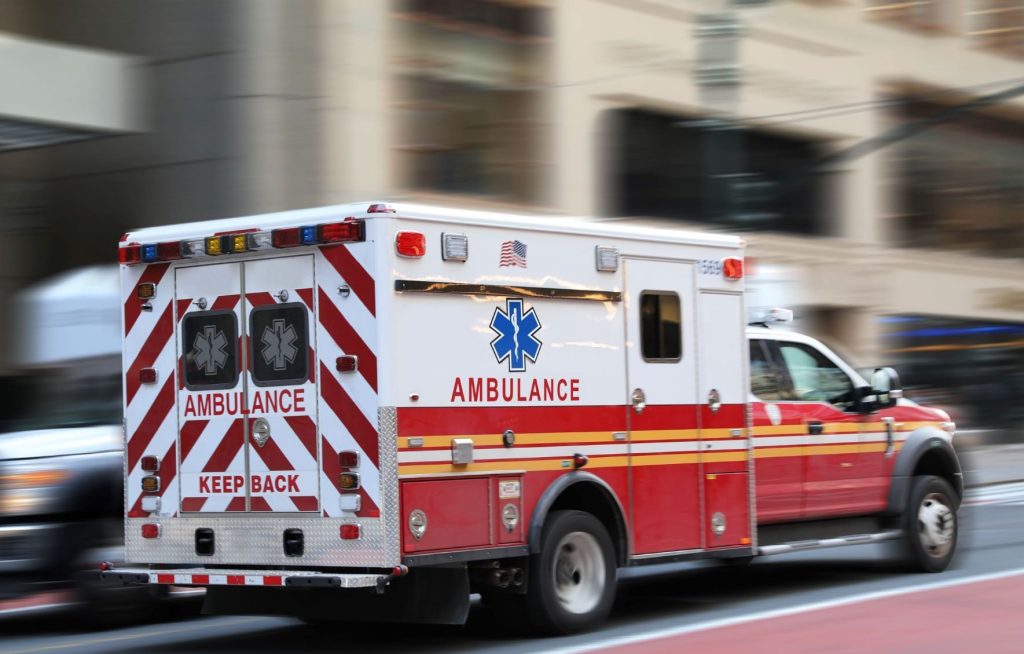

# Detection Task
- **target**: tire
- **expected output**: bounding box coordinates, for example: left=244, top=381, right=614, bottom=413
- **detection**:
left=902, top=475, right=958, bottom=573
left=524, top=510, right=617, bottom=635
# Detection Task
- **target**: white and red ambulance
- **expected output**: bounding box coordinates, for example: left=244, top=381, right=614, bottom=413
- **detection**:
left=105, top=202, right=962, bottom=633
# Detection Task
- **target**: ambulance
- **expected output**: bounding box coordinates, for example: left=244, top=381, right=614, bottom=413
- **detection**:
left=104, top=202, right=962, bottom=633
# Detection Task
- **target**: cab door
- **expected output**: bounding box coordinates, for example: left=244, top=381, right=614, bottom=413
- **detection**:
left=243, top=256, right=320, bottom=512
left=177, top=262, right=247, bottom=512
left=623, top=258, right=702, bottom=555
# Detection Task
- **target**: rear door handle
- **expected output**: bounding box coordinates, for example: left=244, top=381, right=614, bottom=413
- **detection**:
left=806, top=420, right=824, bottom=435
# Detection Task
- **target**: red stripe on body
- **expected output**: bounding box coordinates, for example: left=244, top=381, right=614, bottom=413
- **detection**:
left=320, top=362, right=378, bottom=465
left=320, top=244, right=375, bottom=315
left=126, top=376, right=177, bottom=471
left=250, top=496, right=272, bottom=512
left=227, top=575, right=245, bottom=585
left=192, top=574, right=210, bottom=585
left=179, top=420, right=210, bottom=462
left=176, top=299, right=192, bottom=322
left=296, top=287, right=314, bottom=311
left=322, top=435, right=380, bottom=517
left=249, top=430, right=296, bottom=472
left=181, top=497, right=208, bottom=512
left=291, top=496, right=318, bottom=512
left=124, top=263, right=169, bottom=335
left=246, top=292, right=276, bottom=307
left=211, top=294, right=240, bottom=311
left=157, top=574, right=174, bottom=585
left=318, top=287, right=377, bottom=392
left=284, top=415, right=319, bottom=460
left=264, top=576, right=283, bottom=587
left=398, top=405, right=627, bottom=437
left=125, top=303, right=174, bottom=404
left=202, top=419, right=245, bottom=472
left=225, top=497, right=246, bottom=512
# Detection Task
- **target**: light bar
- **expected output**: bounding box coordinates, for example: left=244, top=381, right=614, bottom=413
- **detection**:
left=120, top=218, right=368, bottom=264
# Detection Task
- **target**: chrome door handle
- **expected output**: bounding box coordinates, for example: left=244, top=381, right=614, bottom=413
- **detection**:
left=252, top=418, right=271, bottom=448
left=631, top=388, right=646, bottom=414
left=882, top=417, right=895, bottom=457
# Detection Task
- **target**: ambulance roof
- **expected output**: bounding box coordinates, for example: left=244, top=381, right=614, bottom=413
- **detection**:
left=122, top=202, right=745, bottom=251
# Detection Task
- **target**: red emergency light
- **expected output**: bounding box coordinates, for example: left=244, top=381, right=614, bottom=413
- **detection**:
left=395, top=231, right=426, bottom=258
left=141, top=523, right=160, bottom=539
left=340, top=524, right=361, bottom=540
left=319, top=221, right=364, bottom=243
left=723, top=257, right=744, bottom=280
left=119, top=245, right=142, bottom=265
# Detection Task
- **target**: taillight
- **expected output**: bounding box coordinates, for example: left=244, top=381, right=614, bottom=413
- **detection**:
left=336, top=355, right=358, bottom=373
left=139, top=368, right=158, bottom=384
left=396, top=231, right=426, bottom=258
left=141, top=523, right=160, bottom=539
left=340, top=524, right=361, bottom=540
left=119, top=245, right=141, bottom=264
left=338, top=451, right=359, bottom=468
left=141, top=455, right=160, bottom=472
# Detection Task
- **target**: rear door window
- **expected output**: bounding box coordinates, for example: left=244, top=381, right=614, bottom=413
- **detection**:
left=250, top=303, right=309, bottom=386
left=183, top=311, right=239, bottom=390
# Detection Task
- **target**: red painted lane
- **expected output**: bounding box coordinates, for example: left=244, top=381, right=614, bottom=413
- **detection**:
left=596, top=575, right=1024, bottom=654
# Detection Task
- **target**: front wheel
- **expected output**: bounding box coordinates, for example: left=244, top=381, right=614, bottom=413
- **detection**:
left=902, top=475, right=958, bottom=572
left=525, top=510, right=617, bottom=634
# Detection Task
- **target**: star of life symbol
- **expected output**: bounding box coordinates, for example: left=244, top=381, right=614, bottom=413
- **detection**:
left=262, top=318, right=299, bottom=371
left=489, top=298, right=542, bottom=372
left=192, top=325, right=229, bottom=376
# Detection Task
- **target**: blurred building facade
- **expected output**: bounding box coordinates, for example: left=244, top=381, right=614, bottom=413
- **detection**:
left=1, top=0, right=1023, bottom=428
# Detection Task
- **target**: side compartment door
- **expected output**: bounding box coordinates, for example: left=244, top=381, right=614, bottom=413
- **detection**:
left=623, top=258, right=701, bottom=556
left=243, top=256, right=320, bottom=512
left=177, top=263, right=247, bottom=513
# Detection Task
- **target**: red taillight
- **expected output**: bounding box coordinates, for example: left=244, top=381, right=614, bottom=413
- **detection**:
left=141, top=523, right=160, bottom=539
left=340, top=524, right=361, bottom=540
left=157, top=241, right=182, bottom=260
left=395, top=231, right=426, bottom=258
left=119, top=245, right=141, bottom=264
left=319, top=220, right=364, bottom=243
left=723, top=257, right=744, bottom=280
left=367, top=203, right=396, bottom=214
left=272, top=227, right=301, bottom=248
left=338, top=451, right=359, bottom=468
left=139, top=368, right=158, bottom=384
left=141, top=455, right=160, bottom=472
left=336, top=355, right=358, bottom=373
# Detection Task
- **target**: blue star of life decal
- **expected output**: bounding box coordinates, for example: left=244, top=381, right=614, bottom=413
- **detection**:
left=489, top=298, right=542, bottom=372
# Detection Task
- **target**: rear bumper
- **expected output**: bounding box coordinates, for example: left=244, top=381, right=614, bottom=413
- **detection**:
left=102, top=567, right=391, bottom=589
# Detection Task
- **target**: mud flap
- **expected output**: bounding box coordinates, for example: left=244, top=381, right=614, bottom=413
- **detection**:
left=203, top=565, right=471, bottom=625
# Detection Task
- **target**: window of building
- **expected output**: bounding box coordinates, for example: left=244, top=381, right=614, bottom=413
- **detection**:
left=640, top=292, right=682, bottom=361
left=183, top=311, right=239, bottom=390
left=250, top=304, right=309, bottom=387
left=776, top=341, right=856, bottom=410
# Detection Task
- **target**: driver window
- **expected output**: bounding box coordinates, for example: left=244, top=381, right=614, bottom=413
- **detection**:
left=777, top=341, right=855, bottom=410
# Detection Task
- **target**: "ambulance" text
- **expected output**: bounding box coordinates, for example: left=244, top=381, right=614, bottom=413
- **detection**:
left=450, top=377, right=580, bottom=403
left=184, top=388, right=306, bottom=418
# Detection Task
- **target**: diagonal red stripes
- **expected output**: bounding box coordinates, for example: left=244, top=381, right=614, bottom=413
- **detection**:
left=249, top=429, right=295, bottom=473
left=211, top=294, right=240, bottom=311
left=125, top=303, right=174, bottom=405
left=124, top=263, right=169, bottom=335
left=284, top=415, right=318, bottom=460
left=127, top=375, right=177, bottom=472
left=176, top=299, right=192, bottom=322
left=320, top=244, right=375, bottom=315
left=318, top=287, right=377, bottom=392
left=127, top=440, right=177, bottom=518
left=179, top=420, right=209, bottom=462
left=250, top=497, right=272, bottom=512
left=181, top=497, right=208, bottom=512
left=202, top=419, right=245, bottom=472
left=319, top=361, right=378, bottom=465
left=246, top=292, right=276, bottom=307
left=296, top=287, right=314, bottom=311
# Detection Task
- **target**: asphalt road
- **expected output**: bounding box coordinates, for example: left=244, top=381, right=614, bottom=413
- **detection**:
left=1, top=486, right=1022, bottom=654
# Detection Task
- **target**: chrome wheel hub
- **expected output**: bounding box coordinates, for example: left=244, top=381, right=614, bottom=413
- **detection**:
left=552, top=531, right=605, bottom=615
left=917, top=492, right=955, bottom=558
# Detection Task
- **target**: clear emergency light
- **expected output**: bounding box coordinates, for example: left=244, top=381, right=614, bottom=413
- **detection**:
left=119, top=218, right=367, bottom=265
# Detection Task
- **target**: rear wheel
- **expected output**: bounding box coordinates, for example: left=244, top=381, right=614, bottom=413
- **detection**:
left=902, top=475, right=958, bottom=572
left=524, top=510, right=617, bottom=634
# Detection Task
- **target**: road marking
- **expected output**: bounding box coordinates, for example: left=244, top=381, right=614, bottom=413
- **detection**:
left=548, top=566, right=1024, bottom=654
left=0, top=617, right=262, bottom=654
left=964, top=481, right=1024, bottom=506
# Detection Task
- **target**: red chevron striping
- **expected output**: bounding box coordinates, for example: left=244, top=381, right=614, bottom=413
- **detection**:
left=126, top=375, right=177, bottom=472
left=202, top=419, right=245, bottom=472
left=291, top=496, right=318, bottom=512
left=284, top=415, right=318, bottom=460
left=308, top=346, right=316, bottom=383
left=320, top=244, right=375, bottom=315
left=322, top=435, right=380, bottom=517
left=211, top=294, right=241, bottom=311
left=296, top=287, right=314, bottom=311
left=225, top=497, right=246, bottom=512
left=181, top=497, right=208, bottom=512
left=249, top=429, right=296, bottom=473
left=246, top=292, right=276, bottom=307
left=179, top=420, right=209, bottom=462
left=125, top=303, right=174, bottom=405
left=319, top=362, right=379, bottom=465
left=250, top=496, right=272, bottom=512
left=124, top=263, right=170, bottom=335
left=176, top=299, right=192, bottom=322
left=318, top=287, right=377, bottom=392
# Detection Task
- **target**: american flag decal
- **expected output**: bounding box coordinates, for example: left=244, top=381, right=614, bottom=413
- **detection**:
left=499, top=240, right=527, bottom=268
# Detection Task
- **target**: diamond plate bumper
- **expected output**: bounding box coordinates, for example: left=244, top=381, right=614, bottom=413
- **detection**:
left=102, top=567, right=383, bottom=589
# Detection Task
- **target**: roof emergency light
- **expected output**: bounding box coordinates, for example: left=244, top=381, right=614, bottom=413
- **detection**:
left=723, top=257, right=744, bottom=280
left=118, top=245, right=141, bottom=264
left=319, top=220, right=364, bottom=243
left=141, top=244, right=160, bottom=263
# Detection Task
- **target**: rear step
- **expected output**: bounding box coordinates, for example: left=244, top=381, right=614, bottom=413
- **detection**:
left=101, top=567, right=406, bottom=590
left=757, top=529, right=902, bottom=556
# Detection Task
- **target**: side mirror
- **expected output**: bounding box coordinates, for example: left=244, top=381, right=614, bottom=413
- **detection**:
left=870, top=367, right=903, bottom=409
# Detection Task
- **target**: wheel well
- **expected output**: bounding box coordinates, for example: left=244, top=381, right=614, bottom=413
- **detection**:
left=548, top=482, right=628, bottom=565
left=913, top=449, right=961, bottom=501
